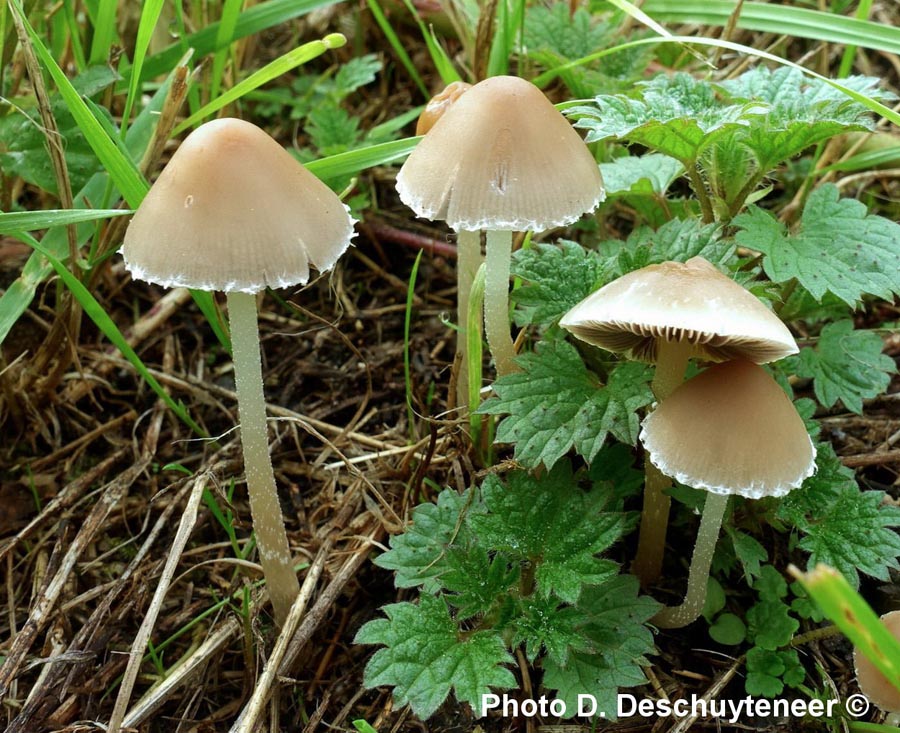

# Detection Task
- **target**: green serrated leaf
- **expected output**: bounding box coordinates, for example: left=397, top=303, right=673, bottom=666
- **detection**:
left=468, top=463, right=629, bottom=603
left=745, top=647, right=805, bottom=697
left=479, top=340, right=654, bottom=469
left=356, top=594, right=515, bottom=719
left=599, top=153, right=684, bottom=197
left=374, top=488, right=472, bottom=593
left=514, top=597, right=590, bottom=666
left=333, top=53, right=382, bottom=97
left=726, top=527, right=767, bottom=582
left=543, top=575, right=659, bottom=719
left=785, top=321, right=894, bottom=414
left=524, top=4, right=611, bottom=62
left=511, top=241, right=606, bottom=328
left=571, top=73, right=765, bottom=165
left=734, top=184, right=900, bottom=306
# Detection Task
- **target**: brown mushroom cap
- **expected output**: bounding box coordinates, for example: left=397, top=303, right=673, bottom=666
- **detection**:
left=397, top=75, right=604, bottom=231
left=416, top=81, right=472, bottom=136
left=640, top=359, right=816, bottom=499
left=854, top=610, right=900, bottom=713
left=560, top=256, right=798, bottom=363
left=122, top=118, right=355, bottom=293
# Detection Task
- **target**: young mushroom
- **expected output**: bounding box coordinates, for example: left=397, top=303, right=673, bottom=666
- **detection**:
left=640, top=359, right=816, bottom=628
left=397, top=75, right=604, bottom=390
left=854, top=609, right=900, bottom=722
left=560, top=256, right=799, bottom=585
left=122, top=118, right=355, bottom=625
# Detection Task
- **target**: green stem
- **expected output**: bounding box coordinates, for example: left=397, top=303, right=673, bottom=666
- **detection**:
left=689, top=164, right=715, bottom=223
left=227, top=291, right=300, bottom=626
left=633, top=339, right=693, bottom=586
left=653, top=492, right=728, bottom=629
left=456, top=229, right=483, bottom=410
left=484, top=229, right=517, bottom=376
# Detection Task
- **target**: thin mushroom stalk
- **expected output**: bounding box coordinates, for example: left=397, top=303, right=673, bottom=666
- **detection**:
left=633, top=338, right=695, bottom=586
left=228, top=291, right=300, bottom=625
left=652, top=492, right=728, bottom=628
left=483, top=229, right=517, bottom=376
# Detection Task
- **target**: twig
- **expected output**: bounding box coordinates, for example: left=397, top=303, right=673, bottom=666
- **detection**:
left=106, top=470, right=210, bottom=733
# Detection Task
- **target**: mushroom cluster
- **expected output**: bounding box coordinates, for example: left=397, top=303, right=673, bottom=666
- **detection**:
left=399, top=76, right=604, bottom=403
left=562, top=256, right=815, bottom=627
left=123, top=118, right=355, bottom=625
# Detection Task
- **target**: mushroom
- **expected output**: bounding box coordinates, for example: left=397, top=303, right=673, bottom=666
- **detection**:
left=416, top=81, right=472, bottom=136
left=122, top=118, right=355, bottom=625
left=640, top=359, right=816, bottom=628
left=854, top=610, right=900, bottom=718
left=560, top=256, right=799, bottom=585
left=397, top=75, right=604, bottom=393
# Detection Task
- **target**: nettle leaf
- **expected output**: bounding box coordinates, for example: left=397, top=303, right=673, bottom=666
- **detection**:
left=332, top=53, right=381, bottom=98
left=355, top=594, right=515, bottom=719
left=479, top=340, right=654, bottom=469
left=468, top=463, right=628, bottom=604
left=717, top=67, right=882, bottom=169
left=543, top=575, right=659, bottom=718
left=603, top=218, right=733, bottom=279
left=511, top=241, right=605, bottom=328
left=599, top=153, right=684, bottom=197
left=440, top=546, right=520, bottom=620
left=374, top=488, right=472, bottom=593
left=778, top=444, right=900, bottom=587
left=733, top=184, right=900, bottom=306
left=719, top=66, right=888, bottom=107
left=524, top=3, right=610, bottom=62
left=571, top=73, right=764, bottom=165
left=795, top=485, right=900, bottom=587
left=514, top=597, right=590, bottom=666
left=726, top=527, right=767, bottom=582
left=785, top=320, right=895, bottom=414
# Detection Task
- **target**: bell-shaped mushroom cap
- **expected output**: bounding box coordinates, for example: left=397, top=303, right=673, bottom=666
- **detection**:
left=640, top=359, right=816, bottom=499
left=397, top=75, right=604, bottom=231
left=416, top=81, right=472, bottom=136
left=122, top=118, right=355, bottom=293
left=560, top=256, right=798, bottom=364
left=854, top=610, right=900, bottom=713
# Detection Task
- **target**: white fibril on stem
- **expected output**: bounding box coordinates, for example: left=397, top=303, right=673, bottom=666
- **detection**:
left=227, top=291, right=300, bottom=626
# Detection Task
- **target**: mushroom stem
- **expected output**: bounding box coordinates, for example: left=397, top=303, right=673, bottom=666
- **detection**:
left=652, top=492, right=729, bottom=628
left=483, top=229, right=517, bottom=376
left=456, top=229, right=484, bottom=409
left=633, top=338, right=694, bottom=585
left=227, top=291, right=300, bottom=626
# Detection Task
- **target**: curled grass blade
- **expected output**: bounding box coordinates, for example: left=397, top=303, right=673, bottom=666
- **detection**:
left=641, top=0, right=900, bottom=56
left=0, top=209, right=130, bottom=235
left=791, top=564, right=900, bottom=697
left=172, top=33, right=347, bottom=135
left=16, top=231, right=205, bottom=437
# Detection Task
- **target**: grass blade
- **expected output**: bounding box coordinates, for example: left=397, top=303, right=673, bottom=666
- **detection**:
left=641, top=0, right=900, bottom=56
left=133, top=0, right=341, bottom=84
left=404, top=250, right=423, bottom=440
left=172, top=33, right=346, bottom=135
left=8, top=1, right=149, bottom=208
left=120, top=0, right=166, bottom=137
left=0, top=209, right=130, bottom=235
left=305, top=138, right=419, bottom=181
left=791, top=564, right=900, bottom=695
left=367, top=0, right=429, bottom=97
left=210, top=0, right=245, bottom=100
left=88, top=0, right=117, bottom=65
left=16, top=231, right=205, bottom=437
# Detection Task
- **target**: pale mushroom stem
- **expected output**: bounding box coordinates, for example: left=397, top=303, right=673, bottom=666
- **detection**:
left=633, top=338, right=694, bottom=586
left=227, top=291, right=301, bottom=626
left=456, top=229, right=484, bottom=409
left=484, top=229, right=518, bottom=376
left=652, top=492, right=729, bottom=628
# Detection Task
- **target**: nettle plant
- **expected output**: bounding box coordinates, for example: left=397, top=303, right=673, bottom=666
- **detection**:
left=357, top=67, right=900, bottom=718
